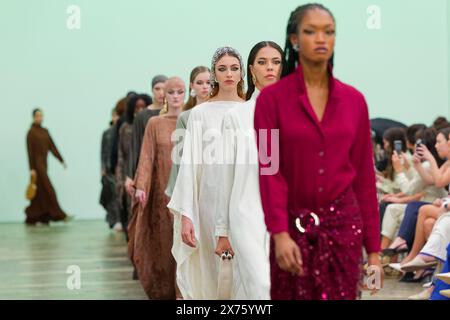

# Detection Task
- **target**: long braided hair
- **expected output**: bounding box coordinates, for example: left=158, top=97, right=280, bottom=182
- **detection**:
left=284, top=3, right=335, bottom=76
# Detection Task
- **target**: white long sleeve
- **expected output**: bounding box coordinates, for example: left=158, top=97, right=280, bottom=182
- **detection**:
left=395, top=168, right=425, bottom=195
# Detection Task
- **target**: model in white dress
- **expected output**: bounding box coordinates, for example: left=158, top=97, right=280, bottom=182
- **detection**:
left=168, top=100, right=244, bottom=299
left=215, top=90, right=271, bottom=299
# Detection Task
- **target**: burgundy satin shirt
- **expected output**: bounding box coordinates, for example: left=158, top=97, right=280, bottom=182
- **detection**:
left=254, top=65, right=380, bottom=254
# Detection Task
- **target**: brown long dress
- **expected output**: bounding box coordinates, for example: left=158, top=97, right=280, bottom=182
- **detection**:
left=116, top=123, right=133, bottom=223
left=127, top=114, right=180, bottom=299
left=25, top=124, right=67, bottom=224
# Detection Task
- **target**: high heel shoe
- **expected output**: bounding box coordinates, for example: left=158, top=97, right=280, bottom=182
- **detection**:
left=401, top=255, right=438, bottom=272
left=382, top=243, right=408, bottom=257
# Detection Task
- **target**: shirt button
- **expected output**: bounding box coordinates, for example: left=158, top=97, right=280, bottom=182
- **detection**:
left=319, top=151, right=325, bottom=157
left=318, top=187, right=324, bottom=193
left=319, top=208, right=325, bottom=212
left=319, top=169, right=325, bottom=175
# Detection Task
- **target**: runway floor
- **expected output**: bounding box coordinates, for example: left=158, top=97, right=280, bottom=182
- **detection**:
left=0, top=220, right=425, bottom=300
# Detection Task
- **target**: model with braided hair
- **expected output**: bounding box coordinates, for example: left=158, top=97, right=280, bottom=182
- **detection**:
left=284, top=3, right=334, bottom=75
left=254, top=3, right=383, bottom=300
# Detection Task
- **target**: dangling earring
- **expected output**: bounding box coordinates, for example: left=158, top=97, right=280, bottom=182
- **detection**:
left=190, top=89, right=196, bottom=98
left=211, top=78, right=217, bottom=90
left=252, top=74, right=257, bottom=85
left=293, top=44, right=299, bottom=52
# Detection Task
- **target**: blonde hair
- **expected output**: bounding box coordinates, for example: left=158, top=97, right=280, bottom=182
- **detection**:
left=159, top=77, right=185, bottom=115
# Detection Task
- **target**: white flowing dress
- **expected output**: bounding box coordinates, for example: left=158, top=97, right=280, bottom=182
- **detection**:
left=168, top=100, right=243, bottom=299
left=215, top=91, right=271, bottom=299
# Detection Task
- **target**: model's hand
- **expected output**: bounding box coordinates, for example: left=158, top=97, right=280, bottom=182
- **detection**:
left=181, top=216, right=196, bottom=248
left=273, top=232, right=303, bottom=276
left=215, top=237, right=234, bottom=257
left=366, top=253, right=384, bottom=295
left=125, top=177, right=135, bottom=196
left=135, top=189, right=147, bottom=206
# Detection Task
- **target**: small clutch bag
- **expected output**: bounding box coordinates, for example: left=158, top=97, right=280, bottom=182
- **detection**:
left=217, top=251, right=233, bottom=300
left=25, top=172, right=37, bottom=200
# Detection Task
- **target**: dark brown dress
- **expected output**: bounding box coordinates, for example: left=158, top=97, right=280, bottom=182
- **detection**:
left=128, top=114, right=180, bottom=299
left=25, top=124, right=67, bottom=224
left=116, top=122, right=133, bottom=221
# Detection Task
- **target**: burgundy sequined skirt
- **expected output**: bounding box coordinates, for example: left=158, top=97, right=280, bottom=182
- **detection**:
left=270, top=189, right=364, bottom=300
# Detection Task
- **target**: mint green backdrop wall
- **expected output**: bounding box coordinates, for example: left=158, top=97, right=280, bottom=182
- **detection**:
left=0, top=0, right=449, bottom=222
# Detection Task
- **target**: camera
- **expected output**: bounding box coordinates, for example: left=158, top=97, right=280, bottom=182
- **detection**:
left=416, top=139, right=423, bottom=148
left=415, top=139, right=424, bottom=157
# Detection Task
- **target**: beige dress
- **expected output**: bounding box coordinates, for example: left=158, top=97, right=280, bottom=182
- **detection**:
left=127, top=114, right=180, bottom=299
